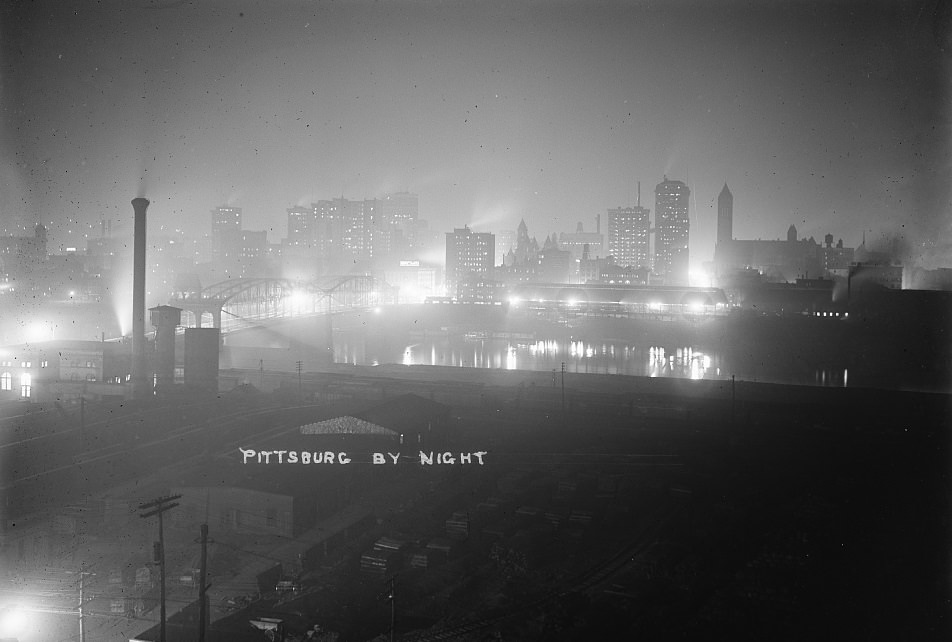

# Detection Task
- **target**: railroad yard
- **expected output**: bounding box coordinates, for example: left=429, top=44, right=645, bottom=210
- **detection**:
left=1, top=366, right=948, bottom=640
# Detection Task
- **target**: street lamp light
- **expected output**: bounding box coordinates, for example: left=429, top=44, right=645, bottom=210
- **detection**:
left=0, top=602, right=82, bottom=641
left=0, top=605, right=29, bottom=638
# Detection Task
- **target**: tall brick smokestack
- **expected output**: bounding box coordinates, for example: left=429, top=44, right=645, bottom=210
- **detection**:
left=131, top=197, right=149, bottom=397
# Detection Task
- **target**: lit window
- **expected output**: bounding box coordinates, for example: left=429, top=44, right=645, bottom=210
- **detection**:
left=0, top=372, right=10, bottom=391
left=20, top=373, right=31, bottom=398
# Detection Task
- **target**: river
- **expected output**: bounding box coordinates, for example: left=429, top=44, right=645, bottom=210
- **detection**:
left=332, top=333, right=850, bottom=387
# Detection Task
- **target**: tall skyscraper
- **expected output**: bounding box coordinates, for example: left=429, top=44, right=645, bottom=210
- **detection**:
left=341, top=198, right=372, bottom=260
left=378, top=191, right=418, bottom=227
left=717, top=183, right=733, bottom=247
left=313, top=197, right=375, bottom=262
left=211, top=206, right=242, bottom=235
left=495, top=229, right=516, bottom=264
left=445, top=226, right=494, bottom=300
left=607, top=206, right=650, bottom=268
left=374, top=192, right=418, bottom=259
left=286, top=205, right=314, bottom=247
left=210, top=206, right=242, bottom=260
left=654, top=176, right=690, bottom=286
left=312, top=200, right=345, bottom=257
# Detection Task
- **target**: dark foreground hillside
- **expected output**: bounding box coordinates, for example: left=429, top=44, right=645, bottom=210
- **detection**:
left=4, top=371, right=949, bottom=641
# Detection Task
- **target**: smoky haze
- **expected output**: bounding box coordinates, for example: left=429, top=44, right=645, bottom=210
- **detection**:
left=0, top=0, right=947, bottom=273
left=1, top=6, right=951, bottom=642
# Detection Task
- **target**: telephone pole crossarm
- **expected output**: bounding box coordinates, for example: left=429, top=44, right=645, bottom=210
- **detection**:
left=138, top=494, right=183, bottom=513
left=139, top=503, right=179, bottom=519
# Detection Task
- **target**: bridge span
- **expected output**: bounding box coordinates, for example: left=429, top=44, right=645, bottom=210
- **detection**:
left=170, top=275, right=388, bottom=333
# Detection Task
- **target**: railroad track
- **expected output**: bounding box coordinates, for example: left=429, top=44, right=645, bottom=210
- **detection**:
left=399, top=502, right=683, bottom=641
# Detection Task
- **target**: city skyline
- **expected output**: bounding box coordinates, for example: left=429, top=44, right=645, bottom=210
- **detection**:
left=1, top=0, right=950, bottom=274
left=2, top=182, right=909, bottom=258
left=1, top=4, right=950, bottom=638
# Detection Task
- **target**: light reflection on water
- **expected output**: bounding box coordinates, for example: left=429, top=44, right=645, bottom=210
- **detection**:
left=339, top=336, right=729, bottom=380
left=334, top=333, right=849, bottom=386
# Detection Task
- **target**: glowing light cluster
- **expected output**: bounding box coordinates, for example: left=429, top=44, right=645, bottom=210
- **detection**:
left=0, top=606, right=30, bottom=638
left=23, top=321, right=55, bottom=343
left=648, top=345, right=714, bottom=380
left=528, top=340, right=560, bottom=356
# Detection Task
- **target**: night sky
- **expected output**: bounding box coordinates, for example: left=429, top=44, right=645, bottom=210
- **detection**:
left=1, top=0, right=950, bottom=271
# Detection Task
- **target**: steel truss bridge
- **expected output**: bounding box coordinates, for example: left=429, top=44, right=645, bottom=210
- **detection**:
left=170, top=275, right=384, bottom=333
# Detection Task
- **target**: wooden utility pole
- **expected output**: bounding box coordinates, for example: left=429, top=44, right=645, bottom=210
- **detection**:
left=78, top=566, right=85, bottom=642
left=561, top=361, right=566, bottom=426
left=731, top=374, right=736, bottom=425
left=77, top=565, right=93, bottom=642
left=197, top=523, right=211, bottom=642
left=388, top=576, right=395, bottom=642
left=139, top=495, right=181, bottom=642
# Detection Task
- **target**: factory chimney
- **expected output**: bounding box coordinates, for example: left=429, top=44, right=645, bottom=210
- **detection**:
left=131, top=197, right=150, bottom=398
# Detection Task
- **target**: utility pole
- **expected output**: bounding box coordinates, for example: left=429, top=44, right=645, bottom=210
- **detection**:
left=377, top=575, right=396, bottom=642
left=325, top=294, right=334, bottom=365
left=139, top=494, right=181, bottom=642
left=731, top=374, right=736, bottom=426
left=78, top=566, right=85, bottom=642
left=296, top=360, right=303, bottom=399
left=561, top=361, right=566, bottom=419
left=388, top=576, right=395, bottom=642
left=58, top=566, right=94, bottom=642
left=77, top=565, right=93, bottom=642
left=197, top=523, right=211, bottom=642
